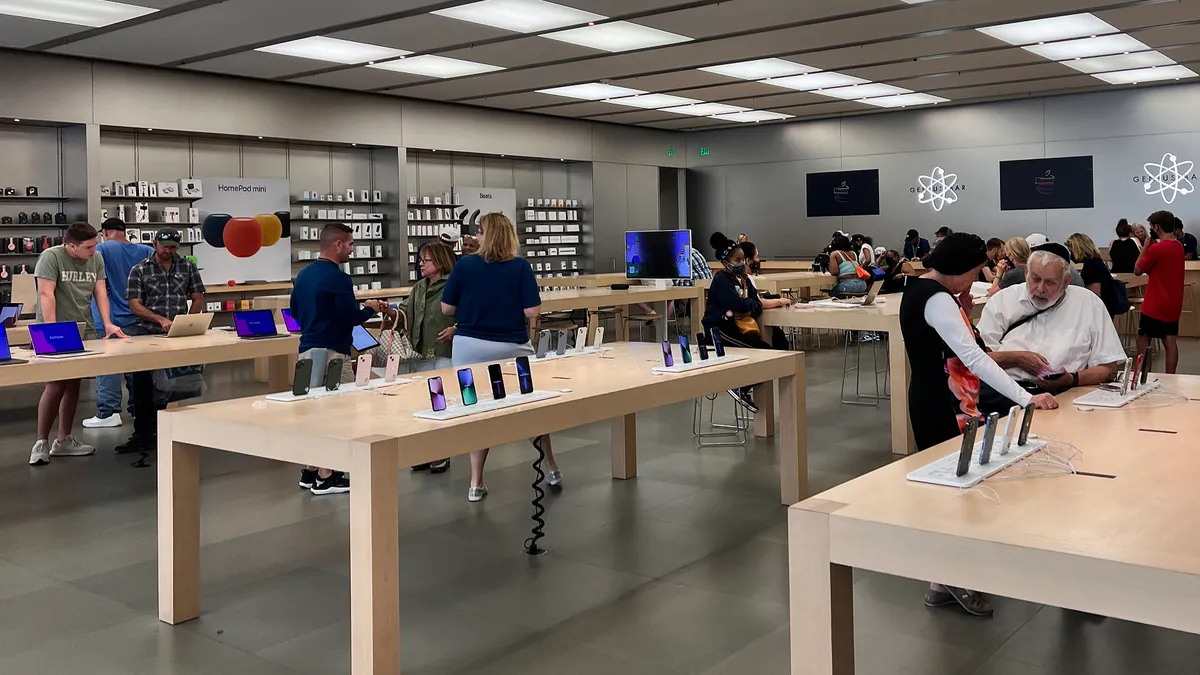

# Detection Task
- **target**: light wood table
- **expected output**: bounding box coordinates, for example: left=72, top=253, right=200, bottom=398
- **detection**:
left=537, top=273, right=627, bottom=289
left=753, top=272, right=834, bottom=299
left=157, top=342, right=807, bottom=675
left=709, top=260, right=815, bottom=273
left=535, top=285, right=707, bottom=342
left=789, top=374, right=1200, bottom=675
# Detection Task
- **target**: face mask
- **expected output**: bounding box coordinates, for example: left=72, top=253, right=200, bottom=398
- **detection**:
left=748, top=261, right=761, bottom=274
left=728, top=262, right=746, bottom=276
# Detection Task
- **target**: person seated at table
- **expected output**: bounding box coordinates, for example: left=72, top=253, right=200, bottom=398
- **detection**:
left=979, top=238, right=1004, bottom=283
left=703, top=232, right=791, bottom=411
left=1132, top=222, right=1153, bottom=249
left=1066, top=233, right=1122, bottom=317
left=1174, top=217, right=1198, bottom=261
left=900, top=233, right=1058, bottom=617
left=979, top=249, right=1125, bottom=398
left=996, top=240, right=1085, bottom=292
left=902, top=229, right=931, bottom=262
left=827, top=234, right=867, bottom=298
left=1108, top=218, right=1141, bottom=273
left=851, top=234, right=874, bottom=267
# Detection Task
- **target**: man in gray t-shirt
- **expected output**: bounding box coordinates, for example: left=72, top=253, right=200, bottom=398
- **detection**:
left=29, top=222, right=128, bottom=467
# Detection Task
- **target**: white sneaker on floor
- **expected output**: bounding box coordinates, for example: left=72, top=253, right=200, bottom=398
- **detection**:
left=50, top=435, right=95, bottom=457
left=28, top=440, right=49, bottom=466
left=468, top=486, right=488, bottom=502
left=82, top=414, right=122, bottom=428
left=545, top=470, right=563, bottom=487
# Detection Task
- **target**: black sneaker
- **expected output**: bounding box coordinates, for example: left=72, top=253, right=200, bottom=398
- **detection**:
left=727, top=388, right=760, bottom=414
left=429, top=458, right=450, bottom=474
left=115, top=436, right=155, bottom=455
left=411, top=463, right=431, bottom=472
left=299, top=468, right=318, bottom=489
left=311, top=471, right=350, bottom=495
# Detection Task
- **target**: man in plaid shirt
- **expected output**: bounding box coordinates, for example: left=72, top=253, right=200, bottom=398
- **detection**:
left=117, top=227, right=206, bottom=454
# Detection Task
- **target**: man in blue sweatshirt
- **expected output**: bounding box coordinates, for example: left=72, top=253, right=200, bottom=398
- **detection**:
left=290, top=223, right=393, bottom=495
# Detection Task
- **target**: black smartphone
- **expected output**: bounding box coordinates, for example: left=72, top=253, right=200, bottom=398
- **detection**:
left=956, top=417, right=979, bottom=477
left=978, top=412, right=999, bottom=465
left=661, top=341, right=674, bottom=367
left=457, top=368, right=478, bottom=405
left=678, top=335, right=692, bottom=364
left=488, top=363, right=506, bottom=400
left=515, top=355, right=534, bottom=394
left=709, top=328, right=725, bottom=357
left=697, top=332, right=709, bottom=360
left=293, top=359, right=313, bottom=397
left=428, top=376, right=447, bottom=411
left=323, top=357, right=343, bottom=391
left=1141, top=349, right=1152, bottom=384
left=1017, top=403, right=1035, bottom=446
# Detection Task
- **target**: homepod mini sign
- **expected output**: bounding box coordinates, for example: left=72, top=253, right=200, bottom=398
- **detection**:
left=194, top=178, right=291, bottom=284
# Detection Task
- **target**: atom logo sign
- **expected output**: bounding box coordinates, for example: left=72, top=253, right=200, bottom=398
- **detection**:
left=1136, top=153, right=1196, bottom=204
left=912, top=167, right=964, bottom=212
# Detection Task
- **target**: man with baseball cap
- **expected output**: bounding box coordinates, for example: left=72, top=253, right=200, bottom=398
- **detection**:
left=118, top=227, right=206, bottom=454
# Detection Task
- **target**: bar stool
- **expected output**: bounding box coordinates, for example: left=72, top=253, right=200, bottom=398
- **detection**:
left=841, top=330, right=889, bottom=406
left=692, top=392, right=751, bottom=447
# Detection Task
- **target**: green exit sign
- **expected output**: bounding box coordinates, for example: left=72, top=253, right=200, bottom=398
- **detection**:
left=699, top=147, right=711, bottom=157
left=667, top=147, right=676, bottom=157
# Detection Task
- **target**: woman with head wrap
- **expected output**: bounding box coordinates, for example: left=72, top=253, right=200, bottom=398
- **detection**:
left=899, top=233, right=1058, bottom=618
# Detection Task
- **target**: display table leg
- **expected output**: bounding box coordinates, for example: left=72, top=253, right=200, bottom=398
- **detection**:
left=158, top=418, right=200, bottom=625
left=267, top=354, right=292, bottom=391
left=754, top=380, right=776, bottom=438
left=611, top=413, right=637, bottom=479
left=350, top=441, right=400, bottom=675
left=789, top=505, right=854, bottom=675
left=778, top=360, right=807, bottom=504
left=887, top=326, right=914, bottom=455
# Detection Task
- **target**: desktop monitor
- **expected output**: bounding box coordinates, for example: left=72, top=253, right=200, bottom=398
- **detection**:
left=625, top=230, right=692, bottom=280
left=28, top=322, right=85, bottom=355
left=233, top=310, right=278, bottom=338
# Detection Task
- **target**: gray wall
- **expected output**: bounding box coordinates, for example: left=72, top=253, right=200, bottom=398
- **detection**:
left=592, top=163, right=660, bottom=273
left=687, top=83, right=1200, bottom=258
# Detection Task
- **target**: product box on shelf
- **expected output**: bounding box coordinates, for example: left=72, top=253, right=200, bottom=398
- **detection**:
left=352, top=223, right=363, bottom=239
left=371, top=281, right=382, bottom=290
left=134, top=203, right=150, bottom=224
left=359, top=190, right=370, bottom=203
left=162, top=207, right=181, bottom=223
left=317, top=209, right=329, bottom=219
left=111, top=181, right=125, bottom=197
left=148, top=183, right=159, bottom=198
left=302, top=205, right=311, bottom=219
left=372, top=223, right=382, bottom=239
left=346, top=189, right=356, bottom=202
left=374, top=245, right=383, bottom=258
left=368, top=260, right=379, bottom=274
left=136, top=181, right=149, bottom=198
left=158, top=182, right=179, bottom=198
left=372, top=190, right=382, bottom=203
left=100, top=185, right=112, bottom=197
left=117, top=204, right=127, bottom=221
left=179, top=179, right=202, bottom=199
left=188, top=207, right=198, bottom=224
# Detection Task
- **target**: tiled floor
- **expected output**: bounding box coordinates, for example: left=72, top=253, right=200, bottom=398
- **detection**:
left=0, top=339, right=1198, bottom=674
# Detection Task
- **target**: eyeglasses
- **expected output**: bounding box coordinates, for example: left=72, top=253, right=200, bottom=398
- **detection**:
left=420, top=257, right=434, bottom=264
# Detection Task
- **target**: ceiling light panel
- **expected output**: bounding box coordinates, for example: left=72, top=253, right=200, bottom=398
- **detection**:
left=256, top=36, right=409, bottom=65
left=1024, top=34, right=1150, bottom=61
left=1092, top=65, right=1199, bottom=85
left=535, top=82, right=647, bottom=100
left=816, top=83, right=912, bottom=100
left=1064, top=51, right=1175, bottom=74
left=710, top=110, right=795, bottom=123
left=699, top=58, right=820, bottom=81
left=368, top=55, right=504, bottom=78
left=763, top=72, right=869, bottom=91
left=859, top=93, right=950, bottom=108
left=661, top=103, right=751, bottom=117
left=977, top=13, right=1118, bottom=46
left=542, top=21, right=691, bottom=52
left=606, top=94, right=702, bottom=109
left=431, top=0, right=604, bottom=34
left=0, top=0, right=156, bottom=27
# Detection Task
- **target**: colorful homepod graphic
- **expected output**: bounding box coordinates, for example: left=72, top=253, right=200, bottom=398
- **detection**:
left=201, top=211, right=292, bottom=258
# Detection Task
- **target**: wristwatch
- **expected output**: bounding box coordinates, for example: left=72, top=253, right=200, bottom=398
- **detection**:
left=1070, top=372, right=1079, bottom=388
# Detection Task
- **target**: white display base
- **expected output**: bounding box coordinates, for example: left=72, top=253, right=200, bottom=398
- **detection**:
left=907, top=438, right=1047, bottom=488
left=652, top=353, right=748, bottom=374
left=1073, top=379, right=1162, bottom=408
left=413, top=390, right=562, bottom=421
left=534, top=346, right=611, bottom=361
left=808, top=298, right=885, bottom=309
left=264, top=377, right=416, bottom=402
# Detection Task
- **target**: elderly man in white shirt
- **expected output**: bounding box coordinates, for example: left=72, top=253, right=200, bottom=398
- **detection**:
left=979, top=249, right=1126, bottom=394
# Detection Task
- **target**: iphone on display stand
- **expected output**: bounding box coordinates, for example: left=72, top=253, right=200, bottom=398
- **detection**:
left=293, top=360, right=313, bottom=397
left=457, top=368, right=478, bottom=405
left=1120, top=357, right=1133, bottom=395
left=661, top=341, right=674, bottom=367
left=697, top=333, right=709, bottom=360
left=428, top=376, right=447, bottom=412
left=324, top=357, right=343, bottom=391
left=594, top=326, right=604, bottom=348
left=709, top=328, right=726, bottom=357
left=955, top=417, right=979, bottom=477
left=978, top=412, right=999, bottom=465
left=535, top=330, right=550, bottom=358
left=575, top=327, right=587, bottom=352
left=515, top=355, right=534, bottom=394
left=998, top=405, right=1020, bottom=456
left=678, top=335, right=692, bottom=364
left=1017, top=403, right=1035, bottom=446
left=384, top=354, right=400, bottom=383
left=488, top=363, right=506, bottom=400
left=556, top=329, right=570, bottom=356
left=1131, top=353, right=1144, bottom=391
left=355, top=354, right=371, bottom=388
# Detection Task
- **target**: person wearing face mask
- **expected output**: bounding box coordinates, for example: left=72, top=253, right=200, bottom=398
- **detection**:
left=703, top=232, right=792, bottom=411
left=900, top=233, right=1058, bottom=618
left=740, top=240, right=763, bottom=276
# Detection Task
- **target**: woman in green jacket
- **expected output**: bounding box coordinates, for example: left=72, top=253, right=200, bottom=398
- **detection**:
left=402, top=240, right=456, bottom=473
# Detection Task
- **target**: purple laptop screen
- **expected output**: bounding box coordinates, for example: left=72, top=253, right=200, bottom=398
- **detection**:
left=29, top=322, right=84, bottom=355
left=233, top=310, right=276, bottom=337
left=281, top=309, right=301, bottom=333
left=0, top=327, right=11, bottom=360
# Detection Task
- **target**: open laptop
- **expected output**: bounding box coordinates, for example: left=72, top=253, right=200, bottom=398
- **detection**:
left=0, top=303, right=21, bottom=328
left=834, top=282, right=881, bottom=306
left=28, top=322, right=96, bottom=359
left=233, top=309, right=288, bottom=340
left=281, top=308, right=301, bottom=333
left=165, top=313, right=214, bottom=338
left=0, top=326, right=27, bottom=365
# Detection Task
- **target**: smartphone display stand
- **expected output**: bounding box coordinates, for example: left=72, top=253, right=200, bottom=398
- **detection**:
left=413, top=390, right=562, bottom=421
left=1072, top=379, right=1162, bottom=408
left=264, top=378, right=416, bottom=402
left=534, top=345, right=612, bottom=361
left=906, top=438, right=1047, bottom=488
left=651, top=352, right=748, bottom=374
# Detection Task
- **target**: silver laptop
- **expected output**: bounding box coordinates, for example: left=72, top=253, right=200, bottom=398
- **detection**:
left=835, top=282, right=881, bottom=306
left=165, top=313, right=214, bottom=338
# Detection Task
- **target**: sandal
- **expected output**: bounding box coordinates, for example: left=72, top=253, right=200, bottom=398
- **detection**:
left=924, top=585, right=993, bottom=617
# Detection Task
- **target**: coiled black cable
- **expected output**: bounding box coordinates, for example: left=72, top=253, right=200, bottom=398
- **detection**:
left=524, top=434, right=547, bottom=556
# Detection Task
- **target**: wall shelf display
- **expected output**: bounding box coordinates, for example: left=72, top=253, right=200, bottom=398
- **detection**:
left=100, top=196, right=201, bottom=202
left=0, top=196, right=73, bottom=203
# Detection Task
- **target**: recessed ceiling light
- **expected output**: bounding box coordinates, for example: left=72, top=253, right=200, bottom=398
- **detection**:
left=146, top=128, right=153, bottom=131
left=660, top=102, right=751, bottom=117
left=369, top=55, right=504, bottom=78
left=432, top=0, right=604, bottom=33
left=12, top=119, right=18, bottom=122
left=0, top=0, right=156, bottom=27
left=1023, top=33, right=1149, bottom=61
left=543, top=21, right=691, bottom=52
left=710, top=110, right=795, bottom=123
left=256, top=36, right=409, bottom=65
left=858, top=93, right=950, bottom=108
left=605, top=93, right=702, bottom=109
left=257, top=136, right=263, bottom=139
left=1092, top=64, right=1198, bottom=85
left=815, top=83, right=912, bottom=100
left=762, top=71, right=868, bottom=91
left=698, top=58, right=820, bottom=80
left=535, top=82, right=647, bottom=100
left=1064, top=51, right=1175, bottom=74
left=977, top=13, right=1117, bottom=46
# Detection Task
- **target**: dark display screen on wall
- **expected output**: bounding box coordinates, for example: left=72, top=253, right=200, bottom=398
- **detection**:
left=806, top=169, right=880, bottom=217
left=999, top=156, right=1094, bottom=211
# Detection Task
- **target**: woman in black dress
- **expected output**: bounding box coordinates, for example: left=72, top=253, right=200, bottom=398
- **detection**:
left=899, top=233, right=1058, bottom=617
left=1108, top=218, right=1141, bottom=274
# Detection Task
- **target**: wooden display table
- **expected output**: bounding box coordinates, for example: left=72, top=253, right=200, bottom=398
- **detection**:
left=157, top=342, right=807, bottom=675
left=788, top=374, right=1200, bottom=675
left=535, top=285, right=707, bottom=341
left=753, top=272, right=834, bottom=299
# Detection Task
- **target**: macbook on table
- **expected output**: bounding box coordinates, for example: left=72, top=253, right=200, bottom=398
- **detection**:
left=0, top=326, right=27, bottom=365
left=28, top=322, right=95, bottom=359
left=0, top=303, right=21, bottom=328
left=165, top=313, right=214, bottom=338
left=281, top=308, right=301, bottom=333
left=233, top=309, right=288, bottom=340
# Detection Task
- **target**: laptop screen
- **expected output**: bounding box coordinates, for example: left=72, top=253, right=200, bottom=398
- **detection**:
left=233, top=310, right=277, bottom=337
left=0, top=304, right=20, bottom=326
left=28, top=322, right=85, bottom=355
left=0, top=326, right=11, bottom=360
left=281, top=309, right=301, bottom=333
left=352, top=325, right=380, bottom=352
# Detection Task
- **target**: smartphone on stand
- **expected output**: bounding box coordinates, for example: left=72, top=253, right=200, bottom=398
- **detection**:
left=1017, top=403, right=1035, bottom=446
left=998, top=405, right=1020, bottom=456
left=1120, top=357, right=1133, bottom=395
left=556, top=329, right=570, bottom=356
left=324, top=357, right=343, bottom=391
left=293, top=359, right=313, bottom=397
left=355, top=354, right=371, bottom=388
left=661, top=341, right=674, bottom=367
left=535, top=330, right=550, bottom=358
left=515, top=355, right=534, bottom=394
left=594, top=326, right=604, bottom=349
left=457, top=368, right=478, bottom=405
left=709, top=328, right=726, bottom=357
left=1130, top=354, right=1144, bottom=391
left=1141, top=349, right=1152, bottom=384
left=488, top=363, right=506, bottom=400
left=428, top=376, right=447, bottom=412
left=979, top=412, right=999, bottom=465
left=697, top=333, right=709, bottom=361
left=575, top=327, right=587, bottom=353
left=678, top=335, right=693, bottom=364
left=384, top=354, right=400, bottom=383
left=955, top=417, right=980, bottom=477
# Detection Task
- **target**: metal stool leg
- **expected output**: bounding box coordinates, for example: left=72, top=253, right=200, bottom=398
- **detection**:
left=693, top=394, right=750, bottom=447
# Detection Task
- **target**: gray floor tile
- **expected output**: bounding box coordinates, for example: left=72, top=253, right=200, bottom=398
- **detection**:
left=551, top=515, right=742, bottom=579
left=664, top=537, right=788, bottom=606
left=0, top=583, right=141, bottom=658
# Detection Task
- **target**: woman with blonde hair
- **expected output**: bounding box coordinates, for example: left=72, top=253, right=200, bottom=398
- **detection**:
left=1066, top=232, right=1120, bottom=316
left=441, top=213, right=562, bottom=502
left=989, top=237, right=1031, bottom=295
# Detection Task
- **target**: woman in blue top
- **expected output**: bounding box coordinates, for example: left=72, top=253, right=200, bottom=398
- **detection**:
left=828, top=234, right=868, bottom=298
left=441, top=213, right=562, bottom=502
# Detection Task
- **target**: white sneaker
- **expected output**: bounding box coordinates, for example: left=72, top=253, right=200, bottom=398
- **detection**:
left=82, top=414, right=122, bottom=428
left=50, top=435, right=95, bottom=457
left=28, top=440, right=49, bottom=466
left=545, top=470, right=563, bottom=487
left=468, top=486, right=488, bottom=503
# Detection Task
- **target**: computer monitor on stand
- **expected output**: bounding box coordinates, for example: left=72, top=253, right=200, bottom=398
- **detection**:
left=624, top=230, right=692, bottom=287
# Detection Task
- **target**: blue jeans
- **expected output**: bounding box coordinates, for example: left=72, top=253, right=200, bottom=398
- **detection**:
left=831, top=278, right=868, bottom=298
left=94, top=329, right=135, bottom=417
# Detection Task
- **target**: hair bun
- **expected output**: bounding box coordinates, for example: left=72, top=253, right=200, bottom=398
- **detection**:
left=709, top=232, right=731, bottom=250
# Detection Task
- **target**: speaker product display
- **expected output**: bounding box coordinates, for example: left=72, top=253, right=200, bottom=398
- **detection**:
left=17, top=212, right=27, bottom=224
left=5, top=238, right=15, bottom=252
left=255, top=213, right=282, bottom=247
left=22, top=238, right=33, bottom=253
left=42, top=212, right=52, bottom=224
left=202, top=213, right=232, bottom=248
left=3, top=187, right=15, bottom=196
left=224, top=217, right=263, bottom=258
left=29, top=212, right=39, bottom=224
left=274, top=210, right=291, bottom=238
left=1, top=217, right=10, bottom=224
left=25, top=186, right=37, bottom=197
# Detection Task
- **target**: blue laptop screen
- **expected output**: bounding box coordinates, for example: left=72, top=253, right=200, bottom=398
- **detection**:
left=351, top=325, right=380, bottom=352
left=233, top=310, right=277, bottom=337
left=0, top=327, right=10, bottom=360
left=281, top=309, right=301, bottom=333
left=29, top=322, right=84, bottom=355
left=0, top=305, right=19, bottom=325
